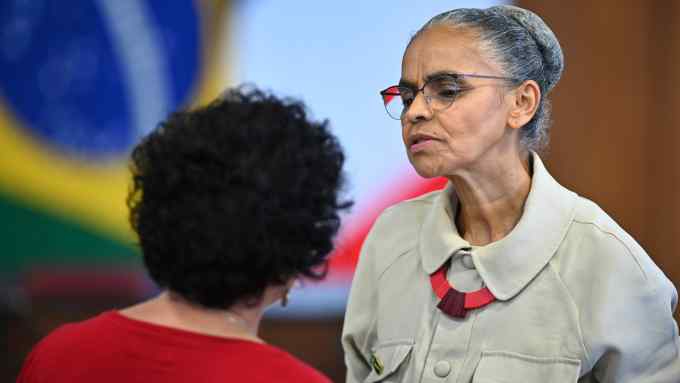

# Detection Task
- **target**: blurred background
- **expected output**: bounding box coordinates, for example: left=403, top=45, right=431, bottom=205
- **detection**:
left=2, top=0, right=679, bottom=381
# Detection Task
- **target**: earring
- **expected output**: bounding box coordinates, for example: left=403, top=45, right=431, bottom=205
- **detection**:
left=281, top=289, right=290, bottom=307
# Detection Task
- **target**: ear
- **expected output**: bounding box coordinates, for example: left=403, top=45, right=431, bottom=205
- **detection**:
left=507, top=80, right=541, bottom=130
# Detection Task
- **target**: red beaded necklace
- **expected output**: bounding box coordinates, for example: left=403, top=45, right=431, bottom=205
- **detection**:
left=429, top=259, right=496, bottom=318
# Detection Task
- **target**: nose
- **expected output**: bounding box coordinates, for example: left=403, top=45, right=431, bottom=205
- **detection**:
left=403, top=90, right=433, bottom=123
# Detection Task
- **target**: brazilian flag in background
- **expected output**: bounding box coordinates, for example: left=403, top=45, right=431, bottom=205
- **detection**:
left=0, top=1, right=230, bottom=296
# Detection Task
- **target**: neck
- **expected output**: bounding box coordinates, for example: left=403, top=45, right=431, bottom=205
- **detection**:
left=449, top=150, right=532, bottom=246
left=120, top=291, right=265, bottom=343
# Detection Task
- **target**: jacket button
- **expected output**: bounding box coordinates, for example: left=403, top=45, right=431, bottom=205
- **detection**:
left=433, top=360, right=451, bottom=377
left=461, top=254, right=475, bottom=269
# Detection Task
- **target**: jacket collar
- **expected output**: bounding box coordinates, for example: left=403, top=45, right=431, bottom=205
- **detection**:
left=419, top=153, right=578, bottom=301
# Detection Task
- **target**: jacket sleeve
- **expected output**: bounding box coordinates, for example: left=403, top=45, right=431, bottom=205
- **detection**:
left=341, top=217, right=383, bottom=383
left=569, top=230, right=680, bottom=382
left=585, top=277, right=680, bottom=382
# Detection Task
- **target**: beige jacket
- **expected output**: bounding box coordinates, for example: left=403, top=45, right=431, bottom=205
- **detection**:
left=342, top=154, right=680, bottom=383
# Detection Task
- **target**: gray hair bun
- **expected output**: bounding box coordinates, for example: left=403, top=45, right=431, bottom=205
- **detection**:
left=491, top=5, right=564, bottom=92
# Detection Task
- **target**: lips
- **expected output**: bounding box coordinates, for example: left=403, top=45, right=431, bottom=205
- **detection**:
left=408, top=133, right=439, bottom=153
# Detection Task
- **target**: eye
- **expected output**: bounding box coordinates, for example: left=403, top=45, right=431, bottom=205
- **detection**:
left=430, top=81, right=462, bottom=100
left=437, top=87, right=458, bottom=99
left=399, top=88, right=415, bottom=106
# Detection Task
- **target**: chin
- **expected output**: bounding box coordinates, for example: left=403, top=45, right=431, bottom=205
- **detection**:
left=408, top=155, right=439, bottom=178
left=409, top=156, right=466, bottom=179
left=411, top=162, right=445, bottom=179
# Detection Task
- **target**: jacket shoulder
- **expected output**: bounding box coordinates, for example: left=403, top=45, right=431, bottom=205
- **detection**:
left=556, top=196, right=672, bottom=291
left=363, top=189, right=442, bottom=275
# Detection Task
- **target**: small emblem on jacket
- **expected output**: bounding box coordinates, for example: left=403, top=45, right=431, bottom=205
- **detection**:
left=370, top=353, right=384, bottom=375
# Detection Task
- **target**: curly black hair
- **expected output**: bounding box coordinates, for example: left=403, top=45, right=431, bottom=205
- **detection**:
left=127, top=86, right=352, bottom=309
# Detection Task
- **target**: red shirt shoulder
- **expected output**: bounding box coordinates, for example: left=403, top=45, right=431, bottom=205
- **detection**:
left=239, top=342, right=332, bottom=383
left=18, top=311, right=331, bottom=383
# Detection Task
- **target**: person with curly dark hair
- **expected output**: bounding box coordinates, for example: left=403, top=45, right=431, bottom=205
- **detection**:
left=17, top=86, right=352, bottom=383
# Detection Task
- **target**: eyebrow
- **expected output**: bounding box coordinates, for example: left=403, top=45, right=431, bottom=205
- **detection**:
left=399, top=70, right=462, bottom=88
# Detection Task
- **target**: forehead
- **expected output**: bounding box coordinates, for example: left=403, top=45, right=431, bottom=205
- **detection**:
left=401, top=26, right=498, bottom=83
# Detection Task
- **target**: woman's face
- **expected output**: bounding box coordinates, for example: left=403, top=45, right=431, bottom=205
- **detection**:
left=400, top=26, right=518, bottom=178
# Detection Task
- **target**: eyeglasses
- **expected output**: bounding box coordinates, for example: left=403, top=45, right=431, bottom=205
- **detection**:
left=379, top=73, right=519, bottom=120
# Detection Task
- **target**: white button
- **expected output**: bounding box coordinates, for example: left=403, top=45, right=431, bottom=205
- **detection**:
left=433, top=360, right=451, bottom=377
left=461, top=254, right=475, bottom=269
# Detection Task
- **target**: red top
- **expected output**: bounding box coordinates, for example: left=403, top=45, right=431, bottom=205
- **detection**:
left=17, top=311, right=331, bottom=383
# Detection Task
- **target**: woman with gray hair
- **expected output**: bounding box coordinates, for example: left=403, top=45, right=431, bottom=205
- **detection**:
left=342, top=5, right=680, bottom=382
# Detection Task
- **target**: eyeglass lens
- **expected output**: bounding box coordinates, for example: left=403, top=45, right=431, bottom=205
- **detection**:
left=381, top=78, right=462, bottom=120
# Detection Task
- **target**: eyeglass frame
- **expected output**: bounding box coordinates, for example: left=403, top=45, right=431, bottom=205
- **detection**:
left=379, top=72, right=521, bottom=120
